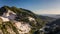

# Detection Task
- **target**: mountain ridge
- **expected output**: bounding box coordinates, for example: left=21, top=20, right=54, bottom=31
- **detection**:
left=0, top=6, right=42, bottom=34
left=0, top=6, right=55, bottom=34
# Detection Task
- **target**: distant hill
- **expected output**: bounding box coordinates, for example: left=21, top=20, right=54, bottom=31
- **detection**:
left=41, top=14, right=60, bottom=19
left=36, top=15, right=56, bottom=23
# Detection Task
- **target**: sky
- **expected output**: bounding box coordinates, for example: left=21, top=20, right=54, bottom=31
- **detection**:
left=0, top=0, right=60, bottom=14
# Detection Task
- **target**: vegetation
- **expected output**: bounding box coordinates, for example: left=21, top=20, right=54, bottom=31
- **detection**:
left=0, top=6, right=54, bottom=34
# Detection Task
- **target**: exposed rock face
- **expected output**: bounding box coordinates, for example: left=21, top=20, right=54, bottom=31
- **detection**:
left=2, top=10, right=16, bottom=21
left=0, top=10, right=31, bottom=34
left=14, top=21, right=31, bottom=34
left=28, top=17, right=37, bottom=24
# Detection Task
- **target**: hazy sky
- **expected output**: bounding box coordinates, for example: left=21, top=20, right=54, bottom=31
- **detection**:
left=0, top=0, right=60, bottom=14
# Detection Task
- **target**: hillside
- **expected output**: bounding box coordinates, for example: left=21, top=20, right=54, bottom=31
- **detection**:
left=43, top=18, right=60, bottom=34
left=0, top=6, right=47, bottom=34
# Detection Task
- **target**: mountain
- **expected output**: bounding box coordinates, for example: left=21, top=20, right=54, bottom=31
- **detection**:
left=36, top=15, right=55, bottom=23
left=0, top=6, right=48, bottom=34
left=41, top=14, right=60, bottom=19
